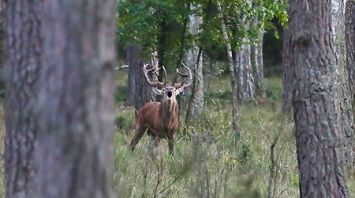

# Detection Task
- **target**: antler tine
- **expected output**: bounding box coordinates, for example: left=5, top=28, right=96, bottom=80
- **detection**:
left=176, top=69, right=188, bottom=77
left=161, top=66, right=167, bottom=85
left=150, top=66, right=167, bottom=85
left=181, top=62, right=192, bottom=87
left=175, top=62, right=192, bottom=87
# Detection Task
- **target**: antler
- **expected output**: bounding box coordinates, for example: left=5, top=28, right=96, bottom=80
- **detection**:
left=143, top=64, right=164, bottom=87
left=159, top=66, right=167, bottom=85
left=174, top=62, right=192, bottom=88
left=143, top=63, right=169, bottom=88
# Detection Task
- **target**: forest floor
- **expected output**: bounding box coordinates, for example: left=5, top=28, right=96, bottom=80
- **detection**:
left=0, top=71, right=353, bottom=197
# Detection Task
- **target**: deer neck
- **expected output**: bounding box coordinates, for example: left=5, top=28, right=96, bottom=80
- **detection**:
left=160, top=99, right=179, bottom=125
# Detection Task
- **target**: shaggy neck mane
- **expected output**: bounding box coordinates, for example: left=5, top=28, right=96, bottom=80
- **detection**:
left=160, top=100, right=178, bottom=124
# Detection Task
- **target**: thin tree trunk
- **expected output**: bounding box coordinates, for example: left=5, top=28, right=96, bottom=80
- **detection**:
left=157, top=14, right=167, bottom=89
left=185, top=4, right=204, bottom=119
left=216, top=1, right=239, bottom=135
left=251, top=32, right=265, bottom=98
left=4, top=1, right=42, bottom=197
left=124, top=45, right=155, bottom=110
left=251, top=1, right=265, bottom=98
left=235, top=40, right=255, bottom=102
left=288, top=0, right=349, bottom=196
left=232, top=1, right=255, bottom=103
left=34, top=1, right=116, bottom=198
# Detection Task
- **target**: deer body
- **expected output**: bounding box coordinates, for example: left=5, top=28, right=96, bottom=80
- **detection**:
left=129, top=64, right=191, bottom=155
left=138, top=101, right=179, bottom=138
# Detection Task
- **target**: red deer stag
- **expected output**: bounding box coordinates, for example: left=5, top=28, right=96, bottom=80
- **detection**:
left=129, top=63, right=192, bottom=155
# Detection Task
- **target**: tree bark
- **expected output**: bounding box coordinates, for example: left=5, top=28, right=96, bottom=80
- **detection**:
left=251, top=32, right=265, bottom=98
left=346, top=0, right=355, bottom=118
left=288, top=0, right=349, bottom=196
left=3, top=0, right=42, bottom=197
left=234, top=40, right=255, bottom=102
left=232, top=4, right=255, bottom=103
left=185, top=4, right=204, bottom=119
left=33, top=1, right=116, bottom=198
left=217, top=1, right=240, bottom=135
left=251, top=1, right=265, bottom=98
left=124, top=45, right=155, bottom=110
left=331, top=0, right=354, bottom=164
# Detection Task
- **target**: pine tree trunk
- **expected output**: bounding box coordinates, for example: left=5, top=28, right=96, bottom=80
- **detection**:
left=185, top=4, right=204, bottom=119
left=3, top=1, right=42, bottom=197
left=33, top=1, right=116, bottom=198
left=331, top=0, right=354, bottom=164
left=346, top=0, right=355, bottom=118
left=124, top=45, right=155, bottom=110
left=288, top=0, right=349, bottom=196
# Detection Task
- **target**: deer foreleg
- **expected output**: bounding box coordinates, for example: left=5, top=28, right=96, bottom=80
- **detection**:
left=129, top=125, right=147, bottom=151
left=167, top=135, right=175, bottom=155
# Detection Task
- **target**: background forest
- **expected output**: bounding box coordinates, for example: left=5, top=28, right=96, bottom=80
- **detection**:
left=0, top=0, right=354, bottom=198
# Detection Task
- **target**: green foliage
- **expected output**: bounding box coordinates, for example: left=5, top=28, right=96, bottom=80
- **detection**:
left=117, top=0, right=190, bottom=67
left=265, top=77, right=282, bottom=101
left=115, top=115, right=133, bottom=129
left=117, top=0, right=289, bottom=67
left=115, top=85, right=128, bottom=103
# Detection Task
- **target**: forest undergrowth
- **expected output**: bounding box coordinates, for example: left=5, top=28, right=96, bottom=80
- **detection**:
left=114, top=72, right=355, bottom=198
left=0, top=73, right=353, bottom=197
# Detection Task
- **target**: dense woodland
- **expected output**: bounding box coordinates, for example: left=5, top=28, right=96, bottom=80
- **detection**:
left=0, top=0, right=354, bottom=198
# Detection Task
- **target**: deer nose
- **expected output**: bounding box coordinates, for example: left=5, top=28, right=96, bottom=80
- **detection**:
left=167, top=91, right=172, bottom=98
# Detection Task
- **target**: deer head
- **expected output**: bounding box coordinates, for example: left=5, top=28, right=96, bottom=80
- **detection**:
left=143, top=63, right=192, bottom=101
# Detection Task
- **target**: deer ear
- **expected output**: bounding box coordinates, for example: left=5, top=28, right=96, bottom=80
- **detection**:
left=151, top=87, right=164, bottom=95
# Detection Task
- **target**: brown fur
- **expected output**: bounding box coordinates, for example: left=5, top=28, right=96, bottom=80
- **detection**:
left=129, top=99, right=179, bottom=154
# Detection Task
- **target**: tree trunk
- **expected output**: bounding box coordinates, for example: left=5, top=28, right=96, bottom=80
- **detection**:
left=233, top=8, right=255, bottom=103
left=157, top=14, right=167, bottom=89
left=346, top=0, right=355, bottom=118
left=216, top=1, right=240, bottom=135
left=185, top=4, right=204, bottom=119
left=251, top=32, right=265, bottom=98
left=251, top=1, right=265, bottom=99
left=234, top=40, right=255, bottom=102
left=331, top=0, right=354, bottom=164
left=281, top=28, right=293, bottom=114
left=288, top=0, right=349, bottom=196
left=4, top=1, right=42, bottom=197
left=0, top=1, right=4, bottom=67
left=124, top=45, right=155, bottom=110
left=33, top=1, right=116, bottom=198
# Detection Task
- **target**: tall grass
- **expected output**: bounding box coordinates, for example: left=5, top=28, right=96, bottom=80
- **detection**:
left=114, top=75, right=301, bottom=197
left=0, top=74, right=353, bottom=197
